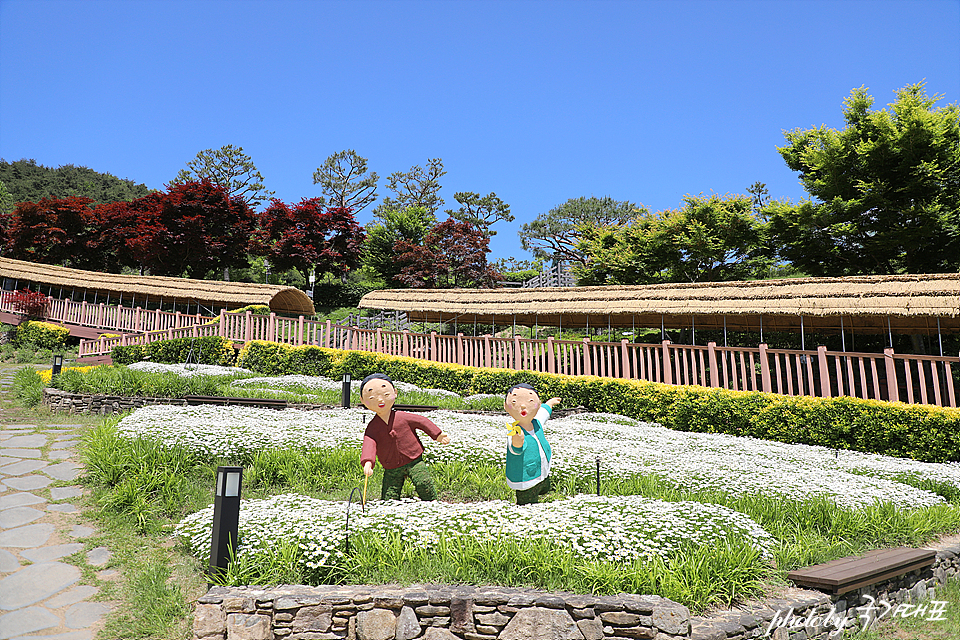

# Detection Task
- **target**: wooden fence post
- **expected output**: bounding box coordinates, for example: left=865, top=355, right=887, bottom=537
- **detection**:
left=244, top=311, right=253, bottom=343
left=708, top=342, right=719, bottom=388
left=661, top=340, right=672, bottom=385
left=759, top=343, right=772, bottom=393
left=621, top=339, right=630, bottom=379
left=884, top=348, right=899, bottom=403
left=430, top=331, right=437, bottom=361
left=484, top=335, right=492, bottom=369
left=457, top=333, right=464, bottom=366
left=402, top=330, right=409, bottom=357
left=297, top=316, right=304, bottom=346
left=818, top=346, right=831, bottom=398
left=269, top=313, right=277, bottom=343
left=582, top=338, right=592, bottom=376
left=325, top=320, right=332, bottom=348
left=514, top=335, right=522, bottom=370
left=547, top=336, right=556, bottom=374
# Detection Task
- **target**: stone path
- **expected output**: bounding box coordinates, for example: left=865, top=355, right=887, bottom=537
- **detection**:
left=0, top=368, right=112, bottom=640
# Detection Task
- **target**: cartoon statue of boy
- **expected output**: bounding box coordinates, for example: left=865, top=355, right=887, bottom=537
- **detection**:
left=504, top=383, right=561, bottom=505
left=359, top=373, right=451, bottom=501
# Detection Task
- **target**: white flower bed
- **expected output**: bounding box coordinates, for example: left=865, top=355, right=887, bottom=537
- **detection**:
left=175, top=493, right=776, bottom=570
left=127, top=362, right=252, bottom=378
left=230, top=374, right=463, bottom=399
left=115, top=405, right=960, bottom=509
left=231, top=375, right=345, bottom=392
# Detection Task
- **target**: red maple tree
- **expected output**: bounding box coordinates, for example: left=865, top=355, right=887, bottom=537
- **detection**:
left=105, top=180, right=256, bottom=277
left=3, top=197, right=101, bottom=269
left=253, top=199, right=365, bottom=281
left=394, top=218, right=501, bottom=288
left=2, top=288, right=49, bottom=318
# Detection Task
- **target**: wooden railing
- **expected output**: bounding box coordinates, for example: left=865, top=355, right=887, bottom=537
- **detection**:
left=1, top=294, right=213, bottom=334
left=73, top=309, right=960, bottom=409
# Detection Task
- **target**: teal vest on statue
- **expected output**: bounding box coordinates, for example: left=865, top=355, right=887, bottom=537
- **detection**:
left=505, top=405, right=552, bottom=490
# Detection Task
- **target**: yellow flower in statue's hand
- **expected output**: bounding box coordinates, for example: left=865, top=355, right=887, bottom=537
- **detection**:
left=507, top=421, right=521, bottom=436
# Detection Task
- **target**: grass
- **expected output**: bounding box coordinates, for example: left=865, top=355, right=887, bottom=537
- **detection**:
left=0, top=337, right=79, bottom=364
left=76, top=422, right=960, bottom=612
left=6, top=360, right=959, bottom=633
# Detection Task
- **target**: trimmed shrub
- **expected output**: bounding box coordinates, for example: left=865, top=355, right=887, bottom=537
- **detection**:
left=228, top=304, right=272, bottom=316
left=15, top=320, right=70, bottom=349
left=111, top=336, right=236, bottom=367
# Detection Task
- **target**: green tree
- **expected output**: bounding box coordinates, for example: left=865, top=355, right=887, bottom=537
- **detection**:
left=362, top=206, right=434, bottom=286
left=0, top=159, right=151, bottom=205
left=375, top=158, right=446, bottom=218
left=768, top=82, right=960, bottom=276
left=576, top=194, right=770, bottom=285
left=171, top=144, right=274, bottom=210
left=521, top=196, right=642, bottom=267
left=0, top=180, right=14, bottom=215
left=446, top=191, right=514, bottom=237
left=312, top=149, right=379, bottom=213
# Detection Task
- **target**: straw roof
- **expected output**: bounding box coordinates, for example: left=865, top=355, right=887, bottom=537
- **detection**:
left=0, top=257, right=315, bottom=316
left=359, top=274, right=960, bottom=334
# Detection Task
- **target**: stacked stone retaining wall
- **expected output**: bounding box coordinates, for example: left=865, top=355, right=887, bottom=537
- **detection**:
left=42, top=387, right=189, bottom=414
left=193, top=545, right=960, bottom=640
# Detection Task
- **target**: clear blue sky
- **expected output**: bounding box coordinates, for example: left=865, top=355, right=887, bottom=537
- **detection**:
left=2, top=0, right=958, bottom=263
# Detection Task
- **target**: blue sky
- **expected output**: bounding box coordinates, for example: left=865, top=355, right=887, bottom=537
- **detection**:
left=1, top=0, right=958, bottom=263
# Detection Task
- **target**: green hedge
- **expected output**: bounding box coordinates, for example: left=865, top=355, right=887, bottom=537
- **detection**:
left=112, top=336, right=237, bottom=367
left=15, top=321, right=70, bottom=349
left=235, top=339, right=960, bottom=463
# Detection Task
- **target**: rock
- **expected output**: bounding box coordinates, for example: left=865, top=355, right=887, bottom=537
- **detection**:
left=450, top=596, right=473, bottom=634
left=476, top=612, right=510, bottom=626
left=423, top=628, right=460, bottom=640
left=226, top=613, right=272, bottom=640
left=395, top=606, right=420, bottom=640
left=499, top=607, right=584, bottom=640
left=599, top=611, right=642, bottom=626
left=577, top=618, right=604, bottom=640
left=65, top=601, right=112, bottom=629
left=0, top=606, right=59, bottom=638
left=651, top=602, right=690, bottom=636
left=0, top=561, right=81, bottom=609
left=356, top=608, right=396, bottom=640
left=293, top=604, right=333, bottom=633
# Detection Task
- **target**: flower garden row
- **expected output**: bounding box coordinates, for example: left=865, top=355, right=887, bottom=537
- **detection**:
left=90, top=363, right=960, bottom=586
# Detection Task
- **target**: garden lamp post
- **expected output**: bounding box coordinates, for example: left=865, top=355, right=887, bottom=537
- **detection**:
left=341, top=373, right=352, bottom=409
left=208, top=466, right=243, bottom=586
left=52, top=354, right=64, bottom=377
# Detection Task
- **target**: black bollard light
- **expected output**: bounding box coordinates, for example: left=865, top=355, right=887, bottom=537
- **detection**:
left=208, top=466, right=243, bottom=586
left=52, top=353, right=64, bottom=377
left=341, top=373, right=352, bottom=409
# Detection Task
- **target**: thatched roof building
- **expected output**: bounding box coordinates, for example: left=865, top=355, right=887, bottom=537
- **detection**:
left=359, top=274, right=960, bottom=334
left=0, top=257, right=315, bottom=316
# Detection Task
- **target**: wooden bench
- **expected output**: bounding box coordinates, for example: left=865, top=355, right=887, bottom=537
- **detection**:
left=786, top=547, right=936, bottom=595
left=182, top=395, right=289, bottom=410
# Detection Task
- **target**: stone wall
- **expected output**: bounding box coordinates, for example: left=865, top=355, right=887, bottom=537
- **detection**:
left=193, top=544, right=960, bottom=640
left=42, top=387, right=189, bottom=415
left=194, top=585, right=690, bottom=640
left=40, top=388, right=334, bottom=415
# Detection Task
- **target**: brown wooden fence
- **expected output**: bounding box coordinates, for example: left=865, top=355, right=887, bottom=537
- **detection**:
left=65, top=307, right=960, bottom=409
